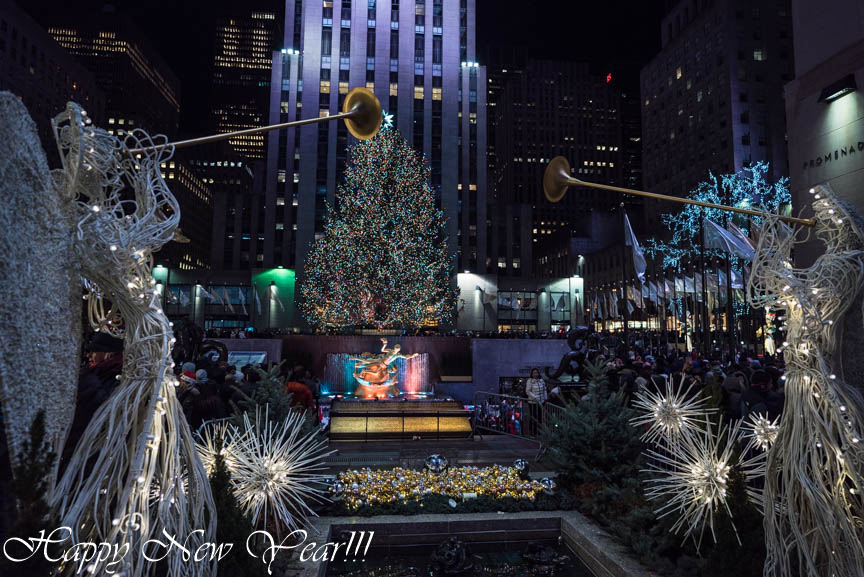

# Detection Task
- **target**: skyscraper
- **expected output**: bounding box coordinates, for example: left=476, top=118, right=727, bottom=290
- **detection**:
left=640, top=0, right=793, bottom=232
left=489, top=59, right=635, bottom=277
left=210, top=6, right=284, bottom=161
left=264, top=0, right=487, bottom=286
left=48, top=8, right=181, bottom=138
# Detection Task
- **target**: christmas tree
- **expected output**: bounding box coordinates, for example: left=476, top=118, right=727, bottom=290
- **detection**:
left=301, top=123, right=454, bottom=329
left=1, top=411, right=59, bottom=577
left=208, top=442, right=258, bottom=577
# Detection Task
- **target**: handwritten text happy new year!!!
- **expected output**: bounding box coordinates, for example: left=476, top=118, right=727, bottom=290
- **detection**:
left=3, top=527, right=375, bottom=575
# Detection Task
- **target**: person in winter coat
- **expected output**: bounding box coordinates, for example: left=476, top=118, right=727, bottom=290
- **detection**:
left=63, top=333, right=124, bottom=466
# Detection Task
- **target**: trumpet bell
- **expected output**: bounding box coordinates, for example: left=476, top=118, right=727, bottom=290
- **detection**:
left=543, top=156, right=573, bottom=203
left=343, top=87, right=383, bottom=140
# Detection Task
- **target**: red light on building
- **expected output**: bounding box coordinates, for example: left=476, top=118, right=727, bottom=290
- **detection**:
left=606, top=73, right=612, bottom=83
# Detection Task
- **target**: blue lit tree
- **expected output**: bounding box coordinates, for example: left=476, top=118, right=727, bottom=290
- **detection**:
left=643, top=162, right=790, bottom=271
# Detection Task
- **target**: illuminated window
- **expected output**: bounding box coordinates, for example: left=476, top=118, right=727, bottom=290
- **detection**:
left=432, top=87, right=442, bottom=100
left=320, top=109, right=330, bottom=118
left=366, top=81, right=375, bottom=90
left=753, top=49, right=765, bottom=61
left=339, top=81, right=349, bottom=94
left=414, top=86, right=424, bottom=99
left=276, top=223, right=284, bottom=230
left=320, top=80, right=331, bottom=93
left=293, top=173, right=300, bottom=183
left=389, top=83, right=398, bottom=96
left=276, top=197, right=286, bottom=206
left=676, top=67, right=682, bottom=79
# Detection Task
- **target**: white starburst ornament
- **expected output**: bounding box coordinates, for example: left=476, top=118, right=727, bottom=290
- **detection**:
left=743, top=412, right=779, bottom=452
left=631, top=375, right=714, bottom=445
left=230, top=407, right=334, bottom=534
left=644, top=419, right=745, bottom=548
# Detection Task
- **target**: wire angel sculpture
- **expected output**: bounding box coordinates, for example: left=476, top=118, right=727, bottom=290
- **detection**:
left=747, top=184, right=864, bottom=577
left=50, top=103, right=217, bottom=577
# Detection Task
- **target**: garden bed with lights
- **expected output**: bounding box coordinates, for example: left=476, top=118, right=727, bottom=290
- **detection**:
left=322, top=461, right=567, bottom=517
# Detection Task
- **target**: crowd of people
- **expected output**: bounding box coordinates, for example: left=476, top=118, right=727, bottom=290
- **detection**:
left=64, top=333, right=320, bottom=456
left=474, top=346, right=785, bottom=442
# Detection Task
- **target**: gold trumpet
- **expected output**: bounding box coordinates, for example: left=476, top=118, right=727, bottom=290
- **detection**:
left=542, top=156, right=815, bottom=227
left=130, top=87, right=383, bottom=154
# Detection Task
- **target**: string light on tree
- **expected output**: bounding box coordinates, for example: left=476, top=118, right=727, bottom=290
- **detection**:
left=301, top=122, right=454, bottom=329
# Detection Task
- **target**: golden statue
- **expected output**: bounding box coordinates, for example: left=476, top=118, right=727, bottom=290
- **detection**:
left=348, top=338, right=418, bottom=398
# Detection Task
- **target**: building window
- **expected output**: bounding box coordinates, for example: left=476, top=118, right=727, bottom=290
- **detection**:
left=753, top=49, right=765, bottom=61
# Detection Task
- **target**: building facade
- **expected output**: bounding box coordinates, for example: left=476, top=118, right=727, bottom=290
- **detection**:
left=0, top=2, right=105, bottom=157
left=640, top=0, right=794, bottom=232
left=784, top=0, right=864, bottom=265
left=263, top=0, right=487, bottom=281
left=210, top=7, right=283, bottom=161
left=48, top=8, right=181, bottom=138
left=158, top=158, right=214, bottom=271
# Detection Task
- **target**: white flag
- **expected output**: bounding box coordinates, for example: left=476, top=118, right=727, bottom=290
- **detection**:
left=703, top=218, right=755, bottom=260
left=727, top=222, right=756, bottom=256
left=222, top=286, right=235, bottom=314
left=254, top=286, right=262, bottom=315
left=623, top=212, right=646, bottom=283
left=238, top=286, right=248, bottom=316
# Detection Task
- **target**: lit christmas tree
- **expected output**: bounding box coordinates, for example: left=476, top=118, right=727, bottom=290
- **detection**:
left=301, top=123, right=454, bottom=329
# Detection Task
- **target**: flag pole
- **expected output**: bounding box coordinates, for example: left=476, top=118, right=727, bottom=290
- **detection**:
left=620, top=204, right=630, bottom=360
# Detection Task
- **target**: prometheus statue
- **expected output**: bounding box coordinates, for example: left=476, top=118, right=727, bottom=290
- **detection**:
left=348, top=338, right=418, bottom=398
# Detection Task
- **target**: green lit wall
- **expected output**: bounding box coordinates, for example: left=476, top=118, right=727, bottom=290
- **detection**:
left=252, top=268, right=296, bottom=329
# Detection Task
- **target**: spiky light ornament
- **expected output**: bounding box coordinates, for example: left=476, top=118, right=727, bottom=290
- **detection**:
left=229, top=408, right=333, bottom=534
left=300, top=124, right=454, bottom=329
left=743, top=413, right=779, bottom=452
left=630, top=375, right=714, bottom=445
left=644, top=419, right=746, bottom=548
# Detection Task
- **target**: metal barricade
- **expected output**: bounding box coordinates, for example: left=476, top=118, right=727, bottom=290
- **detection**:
left=471, top=391, right=570, bottom=460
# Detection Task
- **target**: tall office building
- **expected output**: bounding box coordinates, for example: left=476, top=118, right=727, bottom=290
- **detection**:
left=210, top=6, right=283, bottom=161
left=490, top=59, right=635, bottom=277
left=264, top=0, right=487, bottom=283
left=0, top=1, right=105, bottom=155
left=640, top=0, right=793, bottom=232
left=158, top=158, right=214, bottom=271
left=48, top=8, right=181, bottom=138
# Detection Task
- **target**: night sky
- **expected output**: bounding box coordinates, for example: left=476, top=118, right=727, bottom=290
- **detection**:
left=25, top=0, right=664, bottom=135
